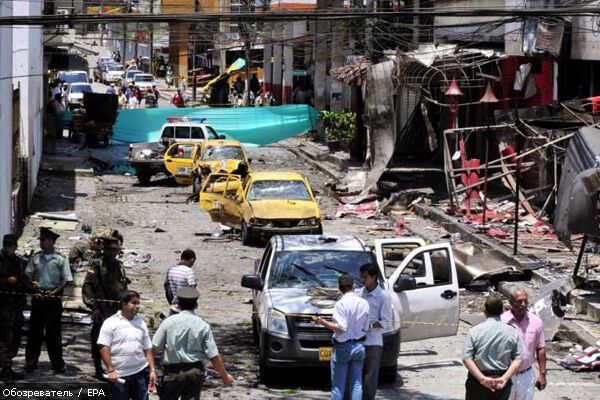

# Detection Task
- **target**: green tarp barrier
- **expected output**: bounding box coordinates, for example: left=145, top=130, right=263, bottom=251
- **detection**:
left=111, top=105, right=318, bottom=145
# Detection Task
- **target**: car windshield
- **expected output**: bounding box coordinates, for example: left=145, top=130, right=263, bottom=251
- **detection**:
left=135, top=75, right=153, bottom=82
left=248, top=180, right=310, bottom=201
left=268, top=250, right=375, bottom=289
left=202, top=146, right=245, bottom=161
left=58, top=72, right=87, bottom=83
left=127, top=70, right=141, bottom=78
left=107, top=65, right=123, bottom=72
left=70, top=85, right=92, bottom=94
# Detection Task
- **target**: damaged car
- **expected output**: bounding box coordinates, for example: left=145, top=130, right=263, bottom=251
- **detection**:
left=163, top=142, right=201, bottom=185
left=192, top=139, right=250, bottom=194
left=199, top=171, right=322, bottom=244
left=241, top=235, right=460, bottom=383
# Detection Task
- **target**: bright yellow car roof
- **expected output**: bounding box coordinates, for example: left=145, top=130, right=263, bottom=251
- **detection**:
left=202, top=139, right=243, bottom=147
left=249, top=171, right=306, bottom=181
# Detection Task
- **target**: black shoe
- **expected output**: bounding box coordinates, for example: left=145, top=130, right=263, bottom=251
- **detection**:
left=94, top=369, right=106, bottom=381
left=53, top=366, right=66, bottom=374
left=25, top=364, right=36, bottom=373
left=6, top=371, right=24, bottom=381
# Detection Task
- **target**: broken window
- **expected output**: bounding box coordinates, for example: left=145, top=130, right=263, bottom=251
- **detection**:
left=202, top=146, right=245, bottom=161
left=248, top=180, right=311, bottom=201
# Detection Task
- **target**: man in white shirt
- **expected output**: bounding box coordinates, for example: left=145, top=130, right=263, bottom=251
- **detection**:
left=164, top=249, right=197, bottom=314
left=358, top=263, right=393, bottom=400
left=313, top=274, right=370, bottom=400
left=97, top=290, right=157, bottom=400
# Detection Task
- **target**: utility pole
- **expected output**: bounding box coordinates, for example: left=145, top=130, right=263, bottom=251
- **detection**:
left=149, top=0, right=154, bottom=73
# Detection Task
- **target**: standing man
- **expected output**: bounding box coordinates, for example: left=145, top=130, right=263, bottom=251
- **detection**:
left=502, top=289, right=546, bottom=400
left=83, top=237, right=130, bottom=380
left=152, top=287, right=234, bottom=399
left=0, top=234, right=31, bottom=384
left=97, top=290, right=157, bottom=400
left=358, top=263, right=393, bottom=400
left=313, top=274, right=370, bottom=400
left=463, top=295, right=523, bottom=400
left=164, top=249, right=197, bottom=314
left=25, top=227, right=73, bottom=374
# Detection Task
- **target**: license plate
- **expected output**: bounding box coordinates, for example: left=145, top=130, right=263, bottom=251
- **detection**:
left=318, top=347, right=332, bottom=361
left=177, top=166, right=192, bottom=176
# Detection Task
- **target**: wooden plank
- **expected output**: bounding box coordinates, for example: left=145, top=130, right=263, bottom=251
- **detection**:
left=498, top=142, right=536, bottom=215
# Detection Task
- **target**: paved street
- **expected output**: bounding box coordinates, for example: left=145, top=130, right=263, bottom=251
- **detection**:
left=14, top=140, right=599, bottom=399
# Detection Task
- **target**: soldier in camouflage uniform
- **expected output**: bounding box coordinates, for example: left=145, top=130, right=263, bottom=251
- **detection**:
left=82, top=237, right=130, bottom=379
left=69, top=225, right=123, bottom=272
left=0, top=234, right=32, bottom=384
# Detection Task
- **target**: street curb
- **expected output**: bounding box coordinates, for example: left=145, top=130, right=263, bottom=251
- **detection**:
left=40, top=167, right=95, bottom=177
left=285, top=144, right=344, bottom=181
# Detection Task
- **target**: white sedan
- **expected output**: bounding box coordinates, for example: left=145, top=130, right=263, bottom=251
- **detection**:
left=67, top=83, right=93, bottom=110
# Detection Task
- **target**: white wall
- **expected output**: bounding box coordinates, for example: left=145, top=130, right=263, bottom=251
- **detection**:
left=0, top=0, right=13, bottom=237
left=13, top=0, right=44, bottom=204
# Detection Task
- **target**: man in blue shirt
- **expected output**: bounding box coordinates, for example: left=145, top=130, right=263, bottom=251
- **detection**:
left=358, top=263, right=393, bottom=400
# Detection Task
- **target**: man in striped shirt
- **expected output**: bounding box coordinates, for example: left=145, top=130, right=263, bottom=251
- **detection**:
left=97, top=290, right=157, bottom=400
left=164, top=249, right=197, bottom=314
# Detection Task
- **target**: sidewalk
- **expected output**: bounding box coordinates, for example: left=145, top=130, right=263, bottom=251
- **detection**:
left=285, top=137, right=600, bottom=347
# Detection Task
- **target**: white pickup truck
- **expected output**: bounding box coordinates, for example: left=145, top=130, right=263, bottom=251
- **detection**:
left=128, top=118, right=224, bottom=184
left=241, top=235, right=460, bottom=383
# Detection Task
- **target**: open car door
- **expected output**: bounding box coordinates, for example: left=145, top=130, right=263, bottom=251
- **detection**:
left=374, top=238, right=433, bottom=288
left=218, top=176, right=243, bottom=228
left=199, top=173, right=232, bottom=223
left=164, top=142, right=198, bottom=181
left=382, top=242, right=459, bottom=342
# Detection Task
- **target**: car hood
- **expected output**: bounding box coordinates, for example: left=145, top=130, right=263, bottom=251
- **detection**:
left=136, top=82, right=153, bottom=87
left=69, top=93, right=84, bottom=99
left=248, top=199, right=319, bottom=219
left=108, top=71, right=123, bottom=76
left=267, top=288, right=335, bottom=315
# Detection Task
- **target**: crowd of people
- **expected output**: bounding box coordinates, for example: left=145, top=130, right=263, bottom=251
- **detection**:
left=0, top=226, right=547, bottom=400
left=109, top=83, right=160, bottom=109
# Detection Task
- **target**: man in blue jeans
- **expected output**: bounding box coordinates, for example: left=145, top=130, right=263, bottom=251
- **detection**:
left=313, top=274, right=370, bottom=400
left=97, top=290, right=157, bottom=400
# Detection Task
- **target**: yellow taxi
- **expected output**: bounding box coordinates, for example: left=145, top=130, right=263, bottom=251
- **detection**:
left=191, top=139, right=250, bottom=194
left=199, top=171, right=323, bottom=245
left=163, top=142, right=200, bottom=185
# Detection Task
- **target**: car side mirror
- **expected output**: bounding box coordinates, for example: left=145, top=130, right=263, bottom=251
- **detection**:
left=218, top=134, right=226, bottom=139
left=241, top=274, right=263, bottom=291
left=393, top=276, right=417, bottom=292
left=248, top=158, right=253, bottom=164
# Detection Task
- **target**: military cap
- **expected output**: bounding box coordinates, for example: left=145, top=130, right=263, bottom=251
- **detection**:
left=177, top=287, right=199, bottom=301
left=103, top=237, right=122, bottom=250
left=39, top=227, right=60, bottom=240
left=2, top=233, right=18, bottom=245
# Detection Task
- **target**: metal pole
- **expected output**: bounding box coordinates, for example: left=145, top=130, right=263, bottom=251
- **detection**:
left=482, top=130, right=490, bottom=229
left=573, top=235, right=588, bottom=278
left=513, top=135, right=522, bottom=255
left=149, top=0, right=154, bottom=73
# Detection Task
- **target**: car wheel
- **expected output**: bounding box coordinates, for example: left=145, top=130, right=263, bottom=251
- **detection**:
left=379, top=364, right=398, bottom=383
left=258, top=332, right=274, bottom=384
left=241, top=221, right=254, bottom=246
left=251, top=313, right=259, bottom=346
left=192, top=176, right=202, bottom=195
left=137, top=170, right=151, bottom=185
left=315, top=224, right=323, bottom=235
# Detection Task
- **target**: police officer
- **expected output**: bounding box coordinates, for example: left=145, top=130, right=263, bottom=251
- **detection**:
left=0, top=234, right=32, bottom=384
left=83, top=237, right=130, bottom=379
left=25, top=227, right=73, bottom=374
left=152, top=287, right=234, bottom=400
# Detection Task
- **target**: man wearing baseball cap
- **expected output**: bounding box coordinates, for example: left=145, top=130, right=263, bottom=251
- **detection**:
left=24, top=227, right=73, bottom=374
